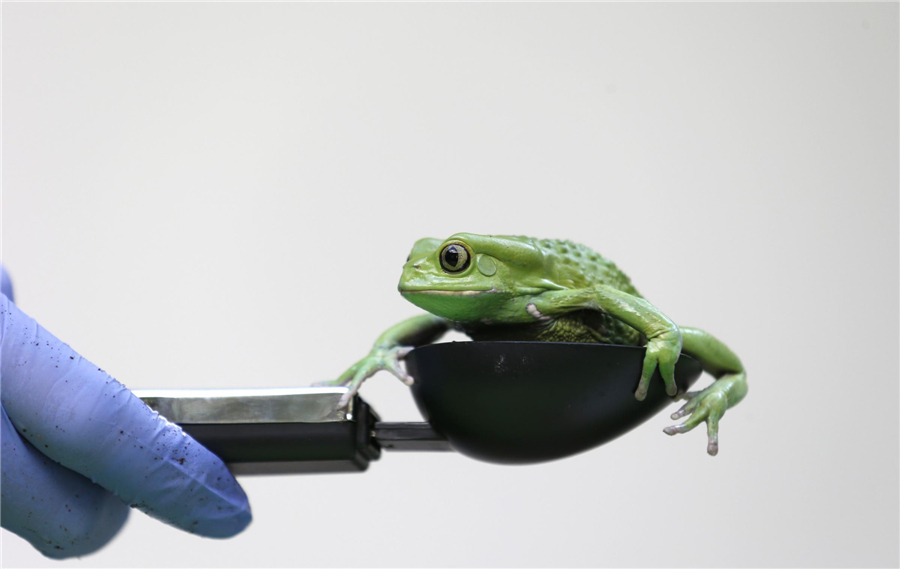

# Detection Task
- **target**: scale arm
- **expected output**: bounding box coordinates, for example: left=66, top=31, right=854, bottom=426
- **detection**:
left=135, top=387, right=451, bottom=475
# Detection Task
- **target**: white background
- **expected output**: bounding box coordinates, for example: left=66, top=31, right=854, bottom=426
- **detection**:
left=2, top=3, right=897, bottom=567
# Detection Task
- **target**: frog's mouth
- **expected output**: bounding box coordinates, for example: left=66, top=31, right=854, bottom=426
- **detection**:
left=400, top=289, right=491, bottom=297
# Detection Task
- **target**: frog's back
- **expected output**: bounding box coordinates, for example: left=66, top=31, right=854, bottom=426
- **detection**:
left=530, top=237, right=641, bottom=298
left=460, top=236, right=645, bottom=346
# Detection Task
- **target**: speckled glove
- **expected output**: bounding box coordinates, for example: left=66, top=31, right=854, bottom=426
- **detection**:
left=0, top=269, right=251, bottom=559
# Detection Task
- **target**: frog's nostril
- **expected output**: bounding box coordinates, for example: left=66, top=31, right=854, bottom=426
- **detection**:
left=413, top=264, right=421, bottom=270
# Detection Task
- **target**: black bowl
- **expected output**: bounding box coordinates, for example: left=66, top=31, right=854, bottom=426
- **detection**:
left=405, top=341, right=703, bottom=464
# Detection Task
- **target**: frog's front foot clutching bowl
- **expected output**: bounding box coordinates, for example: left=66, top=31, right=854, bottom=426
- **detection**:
left=634, top=331, right=682, bottom=401
left=315, top=346, right=414, bottom=408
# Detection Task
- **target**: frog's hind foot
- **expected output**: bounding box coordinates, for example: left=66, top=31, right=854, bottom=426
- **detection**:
left=662, top=372, right=746, bottom=456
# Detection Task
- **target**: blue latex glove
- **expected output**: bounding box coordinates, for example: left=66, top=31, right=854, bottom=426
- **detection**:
left=0, top=268, right=251, bottom=559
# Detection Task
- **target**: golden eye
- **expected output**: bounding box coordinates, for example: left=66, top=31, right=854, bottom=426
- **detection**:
left=440, top=243, right=471, bottom=273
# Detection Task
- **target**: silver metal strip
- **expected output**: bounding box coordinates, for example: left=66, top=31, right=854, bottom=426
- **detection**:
left=134, top=386, right=353, bottom=424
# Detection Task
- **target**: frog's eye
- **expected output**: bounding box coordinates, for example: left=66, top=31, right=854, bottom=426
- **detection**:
left=439, top=243, right=471, bottom=273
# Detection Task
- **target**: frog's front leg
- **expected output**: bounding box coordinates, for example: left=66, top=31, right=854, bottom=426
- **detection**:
left=318, top=314, right=450, bottom=407
left=530, top=285, right=682, bottom=400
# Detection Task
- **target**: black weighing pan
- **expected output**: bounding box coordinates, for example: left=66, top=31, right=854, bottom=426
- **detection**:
left=407, top=341, right=703, bottom=464
left=137, top=342, right=703, bottom=474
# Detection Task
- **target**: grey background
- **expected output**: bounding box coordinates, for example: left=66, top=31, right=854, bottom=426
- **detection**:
left=1, top=3, right=897, bottom=567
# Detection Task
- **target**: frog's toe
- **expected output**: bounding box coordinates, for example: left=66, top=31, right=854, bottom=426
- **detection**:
left=660, top=360, right=678, bottom=397
left=336, top=362, right=380, bottom=407
left=386, top=359, right=414, bottom=386
left=663, top=407, right=707, bottom=436
left=337, top=376, right=365, bottom=407
left=635, top=354, right=657, bottom=400
left=663, top=423, right=688, bottom=435
left=676, top=389, right=703, bottom=402
left=705, top=413, right=721, bottom=456
left=670, top=395, right=700, bottom=420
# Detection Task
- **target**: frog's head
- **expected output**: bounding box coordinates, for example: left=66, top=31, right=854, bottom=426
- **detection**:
left=398, top=233, right=560, bottom=322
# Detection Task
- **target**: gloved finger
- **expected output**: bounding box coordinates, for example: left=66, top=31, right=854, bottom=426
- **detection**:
left=0, top=295, right=251, bottom=538
left=1, top=265, right=13, bottom=301
left=1, top=405, right=129, bottom=559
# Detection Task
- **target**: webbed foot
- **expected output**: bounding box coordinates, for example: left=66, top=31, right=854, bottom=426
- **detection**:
left=663, top=384, right=729, bottom=456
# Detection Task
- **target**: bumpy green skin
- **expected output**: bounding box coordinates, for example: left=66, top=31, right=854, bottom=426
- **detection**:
left=329, top=233, right=747, bottom=456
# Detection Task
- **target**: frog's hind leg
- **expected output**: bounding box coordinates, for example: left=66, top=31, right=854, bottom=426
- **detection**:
left=678, top=327, right=745, bottom=381
left=663, top=327, right=747, bottom=455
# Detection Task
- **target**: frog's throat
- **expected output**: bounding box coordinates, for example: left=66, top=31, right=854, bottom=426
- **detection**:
left=400, top=288, right=504, bottom=322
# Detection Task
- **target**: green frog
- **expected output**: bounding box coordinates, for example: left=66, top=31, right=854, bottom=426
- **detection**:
left=327, top=233, right=747, bottom=456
